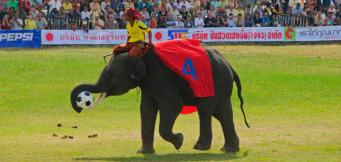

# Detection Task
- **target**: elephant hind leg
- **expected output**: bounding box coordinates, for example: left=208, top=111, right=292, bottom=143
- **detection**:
left=158, top=100, right=184, bottom=150
left=213, top=100, right=240, bottom=152
left=193, top=99, right=217, bottom=151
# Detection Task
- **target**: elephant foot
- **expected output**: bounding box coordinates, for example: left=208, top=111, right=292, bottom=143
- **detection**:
left=173, top=133, right=184, bottom=150
left=220, top=145, right=240, bottom=153
left=137, top=146, right=155, bottom=154
left=193, top=142, right=211, bottom=150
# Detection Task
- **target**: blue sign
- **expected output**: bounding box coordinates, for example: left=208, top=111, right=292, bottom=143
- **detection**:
left=167, top=29, right=189, bottom=40
left=0, top=30, right=41, bottom=48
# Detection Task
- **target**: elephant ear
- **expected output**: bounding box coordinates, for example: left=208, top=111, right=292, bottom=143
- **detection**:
left=126, top=56, right=146, bottom=80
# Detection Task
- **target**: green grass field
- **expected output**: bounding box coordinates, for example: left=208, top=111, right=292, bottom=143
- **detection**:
left=0, top=45, right=340, bottom=162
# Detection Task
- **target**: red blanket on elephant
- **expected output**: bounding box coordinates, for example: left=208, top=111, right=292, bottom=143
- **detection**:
left=153, top=39, right=215, bottom=114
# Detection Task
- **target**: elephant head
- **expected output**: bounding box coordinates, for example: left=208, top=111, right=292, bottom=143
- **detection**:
left=70, top=53, right=146, bottom=113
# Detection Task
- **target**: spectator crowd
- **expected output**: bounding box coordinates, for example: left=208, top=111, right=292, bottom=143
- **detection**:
left=0, top=0, right=340, bottom=30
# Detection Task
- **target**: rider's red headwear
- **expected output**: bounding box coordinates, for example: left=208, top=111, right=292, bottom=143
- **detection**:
left=123, top=8, right=142, bottom=20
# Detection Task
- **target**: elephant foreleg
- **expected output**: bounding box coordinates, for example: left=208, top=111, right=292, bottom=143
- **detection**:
left=213, top=100, right=239, bottom=152
left=137, top=94, right=158, bottom=154
left=157, top=99, right=184, bottom=150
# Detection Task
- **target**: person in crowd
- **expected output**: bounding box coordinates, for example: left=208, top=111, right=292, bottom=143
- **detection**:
left=136, top=0, right=152, bottom=12
left=180, top=5, right=189, bottom=20
left=10, top=12, right=23, bottom=29
left=124, top=0, right=135, bottom=10
left=17, top=6, right=28, bottom=20
left=208, top=5, right=216, bottom=17
left=253, top=11, right=262, bottom=27
left=93, top=15, right=105, bottom=29
left=1, top=14, right=12, bottom=29
left=184, top=15, right=193, bottom=28
left=217, top=6, right=226, bottom=17
left=36, top=13, right=48, bottom=29
left=63, top=0, right=73, bottom=13
left=236, top=13, right=244, bottom=27
left=169, top=4, right=180, bottom=20
left=226, top=13, right=235, bottom=27
left=244, top=12, right=253, bottom=27
left=141, top=7, right=150, bottom=25
left=216, top=14, right=226, bottom=27
left=159, top=0, right=171, bottom=11
left=20, top=0, right=31, bottom=13
left=262, top=11, right=271, bottom=27
left=105, top=14, right=119, bottom=29
left=101, top=0, right=111, bottom=12
left=175, top=16, right=184, bottom=28
left=220, top=0, right=228, bottom=9
left=81, top=6, right=90, bottom=20
left=165, top=13, right=175, bottom=28
left=24, top=12, right=37, bottom=29
left=89, top=0, right=100, bottom=12
left=324, top=11, right=335, bottom=25
left=194, top=13, right=204, bottom=28
left=7, top=0, right=19, bottom=11
left=150, top=14, right=158, bottom=28
left=272, top=4, right=281, bottom=16
left=235, top=4, right=244, bottom=19
left=190, top=0, right=201, bottom=9
left=178, top=0, right=190, bottom=11
left=103, top=6, right=113, bottom=21
left=226, top=5, right=236, bottom=19
left=48, top=0, right=62, bottom=17
left=210, top=0, right=221, bottom=9
left=204, top=11, right=218, bottom=27
left=292, top=3, right=304, bottom=16
left=315, top=10, right=325, bottom=26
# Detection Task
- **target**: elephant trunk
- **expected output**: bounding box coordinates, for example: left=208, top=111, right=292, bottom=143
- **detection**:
left=70, top=84, right=107, bottom=113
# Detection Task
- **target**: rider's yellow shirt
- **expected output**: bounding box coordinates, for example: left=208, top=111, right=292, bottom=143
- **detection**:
left=126, top=20, right=151, bottom=43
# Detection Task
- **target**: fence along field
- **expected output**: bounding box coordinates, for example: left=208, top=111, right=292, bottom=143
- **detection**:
left=0, top=45, right=340, bottom=162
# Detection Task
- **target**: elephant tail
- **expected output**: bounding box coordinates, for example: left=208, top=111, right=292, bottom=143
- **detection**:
left=232, top=68, right=250, bottom=128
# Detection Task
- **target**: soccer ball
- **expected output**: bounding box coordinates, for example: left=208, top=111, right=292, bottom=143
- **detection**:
left=76, top=91, right=94, bottom=109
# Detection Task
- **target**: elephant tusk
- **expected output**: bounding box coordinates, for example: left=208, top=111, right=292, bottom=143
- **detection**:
left=89, top=92, right=107, bottom=109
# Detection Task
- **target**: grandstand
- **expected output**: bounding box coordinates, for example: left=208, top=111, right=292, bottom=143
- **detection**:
left=0, top=0, right=340, bottom=30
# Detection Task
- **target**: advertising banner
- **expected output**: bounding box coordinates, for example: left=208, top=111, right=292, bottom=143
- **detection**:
left=0, top=30, right=41, bottom=48
left=188, top=27, right=285, bottom=42
left=42, top=29, right=168, bottom=45
left=41, top=27, right=341, bottom=45
left=294, top=26, right=341, bottom=41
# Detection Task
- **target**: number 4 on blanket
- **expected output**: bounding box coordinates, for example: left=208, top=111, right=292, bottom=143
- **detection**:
left=182, top=58, right=197, bottom=80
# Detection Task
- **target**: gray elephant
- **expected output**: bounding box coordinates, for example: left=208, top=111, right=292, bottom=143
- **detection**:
left=70, top=45, right=249, bottom=154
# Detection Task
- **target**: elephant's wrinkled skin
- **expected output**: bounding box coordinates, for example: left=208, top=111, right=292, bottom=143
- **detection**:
left=70, top=47, right=249, bottom=153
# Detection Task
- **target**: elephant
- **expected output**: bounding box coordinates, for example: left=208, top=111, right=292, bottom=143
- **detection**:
left=70, top=45, right=249, bottom=154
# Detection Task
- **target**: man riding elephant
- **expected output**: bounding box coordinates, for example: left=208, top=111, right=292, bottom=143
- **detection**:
left=113, top=8, right=152, bottom=80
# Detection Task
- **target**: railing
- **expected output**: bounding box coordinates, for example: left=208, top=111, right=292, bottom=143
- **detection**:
left=46, top=16, right=91, bottom=30
left=45, top=14, right=308, bottom=30
left=272, top=15, right=307, bottom=27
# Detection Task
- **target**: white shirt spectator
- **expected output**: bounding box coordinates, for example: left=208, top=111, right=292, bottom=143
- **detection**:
left=101, top=0, right=111, bottom=11
left=81, top=10, right=91, bottom=20
left=194, top=17, right=204, bottom=28
left=178, top=0, right=190, bottom=11
left=48, top=0, right=62, bottom=13
left=11, top=18, right=24, bottom=29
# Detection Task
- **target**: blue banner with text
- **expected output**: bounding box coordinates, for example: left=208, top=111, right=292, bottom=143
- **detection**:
left=0, top=30, right=41, bottom=48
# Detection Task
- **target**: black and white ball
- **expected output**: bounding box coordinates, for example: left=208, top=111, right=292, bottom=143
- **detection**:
left=76, top=91, right=94, bottom=109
